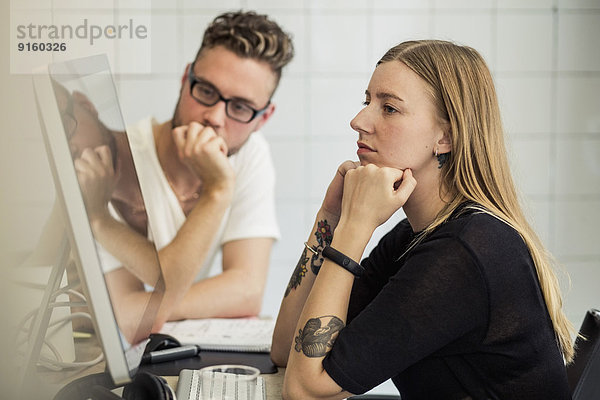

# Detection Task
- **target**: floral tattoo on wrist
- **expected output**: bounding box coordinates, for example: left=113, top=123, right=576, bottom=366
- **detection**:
left=311, top=219, right=333, bottom=274
left=284, top=219, right=333, bottom=297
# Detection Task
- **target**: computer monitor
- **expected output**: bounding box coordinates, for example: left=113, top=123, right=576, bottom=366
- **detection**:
left=30, top=54, right=163, bottom=391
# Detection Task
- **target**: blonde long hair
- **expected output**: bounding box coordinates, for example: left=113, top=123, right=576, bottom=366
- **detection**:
left=379, top=40, right=575, bottom=362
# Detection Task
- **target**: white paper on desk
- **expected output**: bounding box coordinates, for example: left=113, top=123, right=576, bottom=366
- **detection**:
left=159, top=318, right=275, bottom=353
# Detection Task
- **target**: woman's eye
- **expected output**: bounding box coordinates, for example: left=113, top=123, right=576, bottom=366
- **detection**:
left=383, top=105, right=397, bottom=114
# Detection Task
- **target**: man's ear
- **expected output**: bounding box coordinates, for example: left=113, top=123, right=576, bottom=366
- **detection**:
left=72, top=91, right=98, bottom=118
left=251, top=102, right=276, bottom=133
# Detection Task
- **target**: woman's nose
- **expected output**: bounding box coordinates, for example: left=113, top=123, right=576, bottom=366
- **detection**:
left=350, top=107, right=370, bottom=135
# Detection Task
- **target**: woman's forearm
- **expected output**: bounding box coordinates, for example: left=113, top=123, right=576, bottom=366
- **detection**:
left=282, top=222, right=372, bottom=400
left=271, top=209, right=339, bottom=366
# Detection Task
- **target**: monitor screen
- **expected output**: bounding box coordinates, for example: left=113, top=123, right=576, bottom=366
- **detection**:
left=32, top=54, right=164, bottom=386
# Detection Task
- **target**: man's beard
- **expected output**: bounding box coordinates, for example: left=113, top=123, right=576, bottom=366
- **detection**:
left=170, top=96, right=183, bottom=132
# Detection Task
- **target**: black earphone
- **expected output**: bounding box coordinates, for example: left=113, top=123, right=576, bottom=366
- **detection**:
left=121, top=372, right=175, bottom=400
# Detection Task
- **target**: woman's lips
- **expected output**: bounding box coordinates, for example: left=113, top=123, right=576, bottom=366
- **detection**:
left=357, top=142, right=375, bottom=155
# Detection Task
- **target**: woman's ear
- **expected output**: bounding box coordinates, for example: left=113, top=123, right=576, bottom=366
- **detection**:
left=437, top=124, right=452, bottom=154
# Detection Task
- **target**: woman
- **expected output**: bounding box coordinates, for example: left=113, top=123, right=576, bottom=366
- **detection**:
left=271, top=40, right=574, bottom=400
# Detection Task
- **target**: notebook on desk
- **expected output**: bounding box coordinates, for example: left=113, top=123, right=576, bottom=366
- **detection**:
left=141, top=317, right=278, bottom=376
left=160, top=318, right=275, bottom=353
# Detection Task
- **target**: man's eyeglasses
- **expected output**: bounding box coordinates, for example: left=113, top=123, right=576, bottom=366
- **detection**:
left=187, top=63, right=270, bottom=123
left=60, top=92, right=78, bottom=139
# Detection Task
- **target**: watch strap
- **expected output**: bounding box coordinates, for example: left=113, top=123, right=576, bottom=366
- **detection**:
left=322, top=246, right=364, bottom=278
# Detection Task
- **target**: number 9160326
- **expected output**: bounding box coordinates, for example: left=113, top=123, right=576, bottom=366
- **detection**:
left=18, top=42, right=67, bottom=51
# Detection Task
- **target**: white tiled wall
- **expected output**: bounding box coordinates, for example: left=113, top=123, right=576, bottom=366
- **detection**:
left=3, top=0, right=599, bottom=395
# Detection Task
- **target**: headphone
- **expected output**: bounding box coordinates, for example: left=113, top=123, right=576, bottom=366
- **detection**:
left=53, top=371, right=176, bottom=400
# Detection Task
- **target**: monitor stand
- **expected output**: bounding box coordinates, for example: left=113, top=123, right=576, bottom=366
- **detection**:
left=15, top=203, right=78, bottom=398
left=16, top=218, right=73, bottom=399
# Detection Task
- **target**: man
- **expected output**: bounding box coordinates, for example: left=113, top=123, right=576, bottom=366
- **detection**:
left=69, top=10, right=294, bottom=336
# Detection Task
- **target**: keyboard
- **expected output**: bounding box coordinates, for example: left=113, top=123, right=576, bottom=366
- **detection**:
left=176, top=368, right=266, bottom=400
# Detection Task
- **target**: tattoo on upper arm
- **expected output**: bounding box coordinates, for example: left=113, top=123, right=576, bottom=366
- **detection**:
left=294, top=315, right=344, bottom=357
left=285, top=247, right=309, bottom=297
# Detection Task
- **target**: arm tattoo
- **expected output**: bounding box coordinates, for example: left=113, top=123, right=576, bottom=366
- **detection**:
left=294, top=315, right=344, bottom=358
left=285, top=247, right=309, bottom=297
left=311, top=219, right=333, bottom=275
left=284, top=219, right=334, bottom=297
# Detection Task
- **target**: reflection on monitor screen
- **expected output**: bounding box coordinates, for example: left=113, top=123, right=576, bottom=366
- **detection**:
left=32, top=54, right=164, bottom=387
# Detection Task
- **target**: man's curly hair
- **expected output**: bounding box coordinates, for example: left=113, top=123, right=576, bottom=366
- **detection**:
left=195, top=10, right=294, bottom=86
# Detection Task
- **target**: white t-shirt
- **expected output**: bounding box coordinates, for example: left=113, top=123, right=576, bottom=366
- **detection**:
left=98, top=117, right=280, bottom=281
